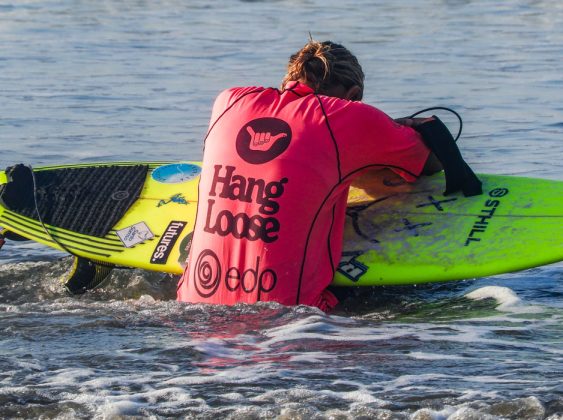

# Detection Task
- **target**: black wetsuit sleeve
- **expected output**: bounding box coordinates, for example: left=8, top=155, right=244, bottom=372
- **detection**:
left=414, top=116, right=482, bottom=197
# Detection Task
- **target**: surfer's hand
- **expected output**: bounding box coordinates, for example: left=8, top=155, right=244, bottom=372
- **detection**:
left=394, top=117, right=433, bottom=127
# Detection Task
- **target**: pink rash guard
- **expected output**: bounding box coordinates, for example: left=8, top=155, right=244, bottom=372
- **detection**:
left=177, top=82, right=430, bottom=311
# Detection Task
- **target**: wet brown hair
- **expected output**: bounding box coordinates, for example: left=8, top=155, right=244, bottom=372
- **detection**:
left=282, top=40, right=365, bottom=100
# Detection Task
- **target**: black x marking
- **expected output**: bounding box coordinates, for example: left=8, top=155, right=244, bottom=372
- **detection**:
left=394, top=218, right=432, bottom=237
left=346, top=196, right=393, bottom=244
left=416, top=195, right=457, bottom=211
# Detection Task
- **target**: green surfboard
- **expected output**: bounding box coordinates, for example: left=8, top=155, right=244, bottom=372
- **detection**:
left=335, top=169, right=562, bottom=285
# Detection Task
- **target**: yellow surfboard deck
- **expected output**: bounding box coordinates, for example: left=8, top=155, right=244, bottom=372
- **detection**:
left=1, top=162, right=561, bottom=286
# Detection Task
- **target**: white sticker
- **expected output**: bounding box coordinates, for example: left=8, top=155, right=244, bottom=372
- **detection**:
left=116, top=222, right=154, bottom=248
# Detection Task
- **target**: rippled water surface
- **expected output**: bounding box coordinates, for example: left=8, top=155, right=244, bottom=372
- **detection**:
left=1, top=1, right=562, bottom=418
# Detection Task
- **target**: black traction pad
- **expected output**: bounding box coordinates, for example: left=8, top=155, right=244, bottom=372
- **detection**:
left=0, top=164, right=148, bottom=237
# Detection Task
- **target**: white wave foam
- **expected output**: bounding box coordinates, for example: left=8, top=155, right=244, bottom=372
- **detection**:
left=465, top=286, right=542, bottom=313
left=407, top=351, right=465, bottom=361
left=260, top=315, right=407, bottom=347
left=327, top=389, right=383, bottom=405
left=383, top=373, right=456, bottom=393
left=412, top=406, right=498, bottom=420
left=252, top=386, right=386, bottom=407
left=161, top=365, right=275, bottom=386
left=411, top=396, right=547, bottom=420
left=288, top=351, right=336, bottom=363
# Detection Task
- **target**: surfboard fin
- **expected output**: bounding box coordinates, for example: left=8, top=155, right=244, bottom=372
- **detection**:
left=63, top=257, right=114, bottom=295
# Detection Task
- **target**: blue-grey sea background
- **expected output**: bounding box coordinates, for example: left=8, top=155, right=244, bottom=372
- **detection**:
left=1, top=1, right=562, bottom=419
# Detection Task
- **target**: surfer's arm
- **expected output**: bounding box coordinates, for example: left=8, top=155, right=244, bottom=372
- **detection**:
left=393, top=117, right=431, bottom=127
left=335, top=102, right=433, bottom=182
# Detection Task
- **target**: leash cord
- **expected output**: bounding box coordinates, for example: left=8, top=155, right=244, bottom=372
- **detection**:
left=407, top=106, right=463, bottom=142
left=27, top=164, right=78, bottom=257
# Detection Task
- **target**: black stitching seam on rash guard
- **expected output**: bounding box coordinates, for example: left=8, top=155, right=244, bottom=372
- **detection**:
left=294, top=97, right=420, bottom=305
left=315, top=95, right=342, bottom=182
left=203, top=87, right=268, bottom=149
left=326, top=203, right=337, bottom=278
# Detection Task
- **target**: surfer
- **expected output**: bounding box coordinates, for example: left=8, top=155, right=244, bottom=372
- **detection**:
left=176, top=39, right=480, bottom=311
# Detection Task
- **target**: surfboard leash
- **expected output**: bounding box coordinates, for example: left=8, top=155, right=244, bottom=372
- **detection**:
left=407, top=106, right=463, bottom=142
left=25, top=164, right=79, bottom=258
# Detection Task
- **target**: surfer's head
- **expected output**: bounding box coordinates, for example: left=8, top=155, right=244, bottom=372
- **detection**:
left=282, top=39, right=364, bottom=101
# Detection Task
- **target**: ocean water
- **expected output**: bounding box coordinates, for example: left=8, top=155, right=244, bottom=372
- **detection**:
left=1, top=1, right=562, bottom=418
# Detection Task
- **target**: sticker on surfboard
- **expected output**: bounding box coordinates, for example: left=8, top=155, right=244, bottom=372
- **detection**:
left=116, top=222, right=154, bottom=248
left=338, top=251, right=368, bottom=282
left=152, top=163, right=201, bottom=184
left=150, top=221, right=187, bottom=265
